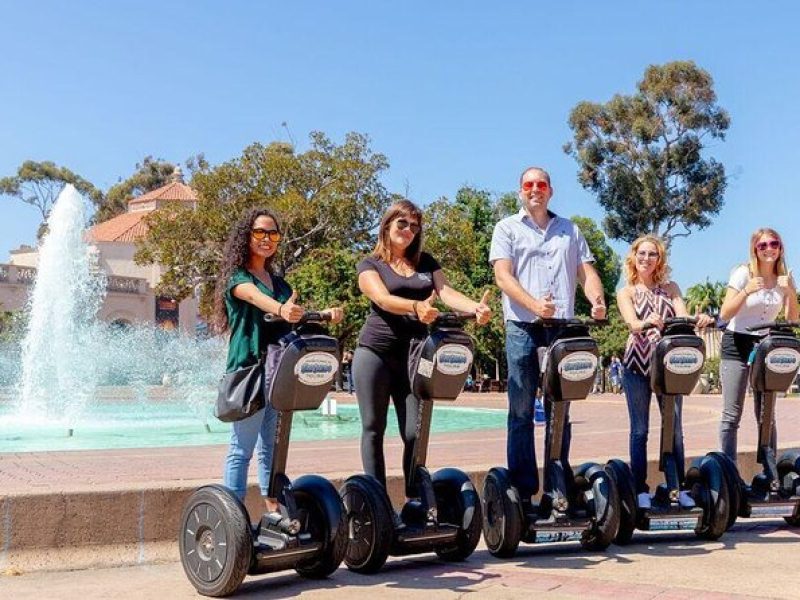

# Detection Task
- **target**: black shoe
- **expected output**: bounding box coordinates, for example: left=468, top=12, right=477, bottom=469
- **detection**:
left=262, top=511, right=300, bottom=535
left=392, top=511, right=406, bottom=530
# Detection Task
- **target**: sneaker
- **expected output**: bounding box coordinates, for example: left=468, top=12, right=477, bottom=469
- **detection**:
left=637, top=492, right=652, bottom=510
left=262, top=511, right=300, bottom=535
left=678, top=491, right=696, bottom=509
left=392, top=511, right=406, bottom=530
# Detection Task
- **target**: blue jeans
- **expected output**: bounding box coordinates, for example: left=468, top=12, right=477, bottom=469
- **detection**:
left=622, top=367, right=685, bottom=494
left=505, top=320, right=569, bottom=500
left=223, top=405, right=279, bottom=500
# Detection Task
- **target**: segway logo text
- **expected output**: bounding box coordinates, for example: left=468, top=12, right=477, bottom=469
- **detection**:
left=664, top=348, right=704, bottom=375
left=435, top=344, right=474, bottom=376
left=294, top=352, right=339, bottom=386
left=558, top=351, right=598, bottom=382
left=765, top=348, right=800, bottom=375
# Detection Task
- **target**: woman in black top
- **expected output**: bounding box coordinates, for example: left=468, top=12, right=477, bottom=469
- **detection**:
left=354, top=199, right=491, bottom=507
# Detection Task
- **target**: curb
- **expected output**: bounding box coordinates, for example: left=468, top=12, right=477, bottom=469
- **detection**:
left=0, top=448, right=776, bottom=574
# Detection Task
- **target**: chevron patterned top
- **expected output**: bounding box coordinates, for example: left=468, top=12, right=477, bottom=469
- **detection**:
left=622, top=285, right=676, bottom=377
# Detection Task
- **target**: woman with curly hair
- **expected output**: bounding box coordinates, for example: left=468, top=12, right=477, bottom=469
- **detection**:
left=718, top=228, right=798, bottom=466
left=213, top=208, right=343, bottom=529
left=616, top=235, right=714, bottom=510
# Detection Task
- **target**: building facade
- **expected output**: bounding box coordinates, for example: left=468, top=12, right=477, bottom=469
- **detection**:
left=0, top=171, right=201, bottom=334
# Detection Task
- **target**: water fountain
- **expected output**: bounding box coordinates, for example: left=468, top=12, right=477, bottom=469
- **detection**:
left=0, top=185, right=505, bottom=453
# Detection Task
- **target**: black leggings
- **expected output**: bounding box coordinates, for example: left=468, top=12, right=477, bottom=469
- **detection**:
left=353, top=345, right=419, bottom=497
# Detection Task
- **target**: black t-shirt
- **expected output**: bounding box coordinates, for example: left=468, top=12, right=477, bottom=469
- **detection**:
left=720, top=329, right=760, bottom=362
left=356, top=253, right=441, bottom=354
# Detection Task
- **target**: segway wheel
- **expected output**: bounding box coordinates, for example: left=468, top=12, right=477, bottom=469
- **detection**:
left=777, top=451, right=800, bottom=526
left=688, top=455, right=730, bottom=541
left=481, top=468, right=523, bottom=558
left=340, top=474, right=393, bottom=573
left=708, top=451, right=743, bottom=530
left=293, top=477, right=348, bottom=579
left=574, top=463, right=620, bottom=551
left=605, top=459, right=636, bottom=545
left=179, top=485, right=252, bottom=598
left=432, top=468, right=482, bottom=561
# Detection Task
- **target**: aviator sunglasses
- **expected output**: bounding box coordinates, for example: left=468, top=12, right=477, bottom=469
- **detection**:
left=251, top=228, right=282, bottom=242
left=395, top=218, right=421, bottom=234
left=755, top=240, right=781, bottom=252
left=521, top=180, right=549, bottom=192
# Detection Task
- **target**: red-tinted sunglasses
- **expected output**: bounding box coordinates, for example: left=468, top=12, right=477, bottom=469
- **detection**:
left=755, top=240, right=781, bottom=252
left=521, top=180, right=549, bottom=192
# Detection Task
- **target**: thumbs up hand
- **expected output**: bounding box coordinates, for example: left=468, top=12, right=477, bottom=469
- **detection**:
left=778, top=269, right=794, bottom=292
left=475, top=289, right=492, bottom=326
left=281, top=290, right=305, bottom=323
left=415, top=290, right=439, bottom=324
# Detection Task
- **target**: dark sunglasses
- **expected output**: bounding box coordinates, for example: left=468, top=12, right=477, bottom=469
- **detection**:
left=251, top=228, right=282, bottom=242
left=635, top=251, right=659, bottom=259
left=755, top=240, right=781, bottom=252
left=395, top=218, right=420, bottom=234
left=521, top=180, right=549, bottom=192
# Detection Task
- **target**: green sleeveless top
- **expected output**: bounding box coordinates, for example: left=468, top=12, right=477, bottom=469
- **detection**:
left=224, top=267, right=292, bottom=372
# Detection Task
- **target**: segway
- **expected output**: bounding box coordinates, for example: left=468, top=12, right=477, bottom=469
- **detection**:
left=340, top=313, right=483, bottom=573
left=179, top=312, right=348, bottom=597
left=712, top=320, right=800, bottom=529
left=482, top=318, right=620, bottom=558
left=606, top=317, right=730, bottom=544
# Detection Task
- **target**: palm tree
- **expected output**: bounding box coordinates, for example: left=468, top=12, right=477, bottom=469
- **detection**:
left=685, top=279, right=726, bottom=317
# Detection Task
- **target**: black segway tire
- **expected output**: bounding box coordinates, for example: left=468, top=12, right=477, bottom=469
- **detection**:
left=178, top=485, right=252, bottom=597
left=432, top=468, right=482, bottom=561
left=575, top=462, right=620, bottom=551
left=605, top=459, right=636, bottom=545
left=688, top=455, right=730, bottom=541
left=339, top=474, right=393, bottom=574
left=777, top=451, right=800, bottom=526
left=293, top=475, right=348, bottom=579
left=481, top=467, right=523, bottom=558
left=708, top=451, right=744, bottom=528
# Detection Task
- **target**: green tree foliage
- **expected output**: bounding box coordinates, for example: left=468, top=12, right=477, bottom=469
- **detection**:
left=135, top=132, right=390, bottom=326
left=0, top=160, right=102, bottom=229
left=564, top=61, right=730, bottom=245
left=288, top=245, right=370, bottom=348
left=424, top=187, right=505, bottom=377
left=570, top=216, right=621, bottom=316
left=594, top=303, right=630, bottom=359
left=685, top=279, right=726, bottom=316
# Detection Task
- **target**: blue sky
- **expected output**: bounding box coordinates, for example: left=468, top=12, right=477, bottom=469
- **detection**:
left=2, top=2, right=799, bottom=289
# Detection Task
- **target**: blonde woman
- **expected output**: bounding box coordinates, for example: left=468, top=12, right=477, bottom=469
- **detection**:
left=718, top=228, right=798, bottom=465
left=617, top=235, right=714, bottom=509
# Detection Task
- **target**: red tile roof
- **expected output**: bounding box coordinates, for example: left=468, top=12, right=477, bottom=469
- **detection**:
left=127, top=181, right=197, bottom=207
left=86, top=211, right=149, bottom=243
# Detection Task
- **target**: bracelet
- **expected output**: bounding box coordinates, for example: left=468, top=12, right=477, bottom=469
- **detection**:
left=277, top=303, right=284, bottom=318
left=412, top=301, right=419, bottom=316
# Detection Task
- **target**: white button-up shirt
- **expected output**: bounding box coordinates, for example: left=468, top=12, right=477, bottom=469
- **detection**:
left=489, top=209, right=594, bottom=322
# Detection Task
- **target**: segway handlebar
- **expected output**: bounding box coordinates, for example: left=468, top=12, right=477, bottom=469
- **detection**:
left=407, top=311, right=479, bottom=328
left=263, top=311, right=333, bottom=325
left=639, top=316, right=698, bottom=331
left=531, top=316, right=608, bottom=328
left=746, top=320, right=800, bottom=333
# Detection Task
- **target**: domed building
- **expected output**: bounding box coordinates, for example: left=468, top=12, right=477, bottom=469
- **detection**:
left=0, top=169, right=201, bottom=334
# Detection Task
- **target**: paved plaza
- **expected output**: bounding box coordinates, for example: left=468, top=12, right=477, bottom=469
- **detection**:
left=2, top=391, right=800, bottom=598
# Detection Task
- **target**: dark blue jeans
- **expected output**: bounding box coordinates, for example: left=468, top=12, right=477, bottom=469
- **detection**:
left=505, top=320, right=569, bottom=501
left=622, top=367, right=685, bottom=494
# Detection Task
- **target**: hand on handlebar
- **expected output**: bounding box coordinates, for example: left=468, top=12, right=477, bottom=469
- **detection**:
left=641, top=314, right=664, bottom=331
left=534, top=293, right=556, bottom=318
left=695, top=313, right=715, bottom=329
left=279, top=291, right=305, bottom=323
left=415, top=291, right=439, bottom=324
left=474, top=290, right=492, bottom=326
left=322, top=306, right=344, bottom=324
